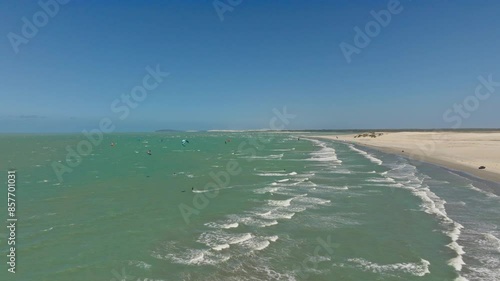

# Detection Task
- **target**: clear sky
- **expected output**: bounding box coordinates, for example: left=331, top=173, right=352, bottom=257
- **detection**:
left=1, top=0, right=499, bottom=132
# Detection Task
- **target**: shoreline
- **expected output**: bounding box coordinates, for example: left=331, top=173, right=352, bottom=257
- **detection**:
left=359, top=141, right=500, bottom=185
left=311, top=132, right=500, bottom=183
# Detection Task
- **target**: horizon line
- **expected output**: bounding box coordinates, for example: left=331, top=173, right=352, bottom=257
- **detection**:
left=1, top=128, right=500, bottom=134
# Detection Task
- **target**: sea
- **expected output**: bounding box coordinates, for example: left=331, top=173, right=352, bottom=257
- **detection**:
left=0, top=132, right=499, bottom=281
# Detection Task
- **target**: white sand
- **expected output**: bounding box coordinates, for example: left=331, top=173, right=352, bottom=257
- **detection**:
left=314, top=131, right=500, bottom=183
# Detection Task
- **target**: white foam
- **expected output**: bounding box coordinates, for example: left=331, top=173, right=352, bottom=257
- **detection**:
left=204, top=222, right=239, bottom=229
left=294, top=196, right=331, bottom=206
left=467, top=183, right=499, bottom=198
left=241, top=235, right=279, bottom=251
left=268, top=198, right=294, bottom=207
left=365, top=154, right=383, bottom=165
left=267, top=235, right=279, bottom=242
left=228, top=233, right=253, bottom=244
left=291, top=177, right=314, bottom=186
left=128, top=260, right=152, bottom=270
left=197, top=231, right=253, bottom=251
left=154, top=247, right=230, bottom=266
left=366, top=177, right=396, bottom=183
left=238, top=217, right=279, bottom=227
left=286, top=206, right=307, bottom=213
left=256, top=173, right=287, bottom=177
left=348, top=145, right=383, bottom=165
left=246, top=239, right=270, bottom=251
left=254, top=186, right=281, bottom=194
left=272, top=148, right=295, bottom=152
left=364, top=183, right=404, bottom=188
left=331, top=169, right=352, bottom=174
left=307, top=139, right=342, bottom=164
left=384, top=162, right=467, bottom=274
left=42, top=227, right=54, bottom=232
left=447, top=240, right=466, bottom=271
left=308, top=255, right=331, bottom=263
left=329, top=186, right=349, bottom=190
left=482, top=233, right=500, bottom=252
left=261, top=220, right=279, bottom=227
left=223, top=222, right=239, bottom=229
left=245, top=154, right=284, bottom=160
left=277, top=178, right=290, bottom=183
left=447, top=222, right=464, bottom=242
left=425, top=179, right=451, bottom=185
left=447, top=241, right=465, bottom=255
left=346, top=258, right=431, bottom=277
left=257, top=210, right=295, bottom=220
left=448, top=255, right=465, bottom=271
left=239, top=236, right=274, bottom=251
left=212, top=244, right=230, bottom=251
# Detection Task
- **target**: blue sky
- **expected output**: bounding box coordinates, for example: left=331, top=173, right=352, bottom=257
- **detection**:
left=1, top=0, right=499, bottom=132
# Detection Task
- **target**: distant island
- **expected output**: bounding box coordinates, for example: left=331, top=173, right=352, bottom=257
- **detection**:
left=155, top=129, right=183, bottom=132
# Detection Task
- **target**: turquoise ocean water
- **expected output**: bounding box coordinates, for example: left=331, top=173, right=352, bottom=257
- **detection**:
left=0, top=132, right=499, bottom=281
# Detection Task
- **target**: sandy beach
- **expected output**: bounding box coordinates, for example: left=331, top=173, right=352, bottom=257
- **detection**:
left=314, top=131, right=500, bottom=183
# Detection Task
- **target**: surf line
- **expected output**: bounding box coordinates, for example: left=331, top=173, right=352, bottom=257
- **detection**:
left=178, top=107, right=296, bottom=224
left=178, top=158, right=243, bottom=224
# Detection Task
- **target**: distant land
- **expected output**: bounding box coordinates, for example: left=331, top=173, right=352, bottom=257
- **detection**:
left=155, top=129, right=183, bottom=132
left=155, top=128, right=500, bottom=133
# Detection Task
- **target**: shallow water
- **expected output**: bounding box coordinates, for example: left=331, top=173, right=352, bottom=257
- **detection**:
left=0, top=132, right=498, bottom=280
